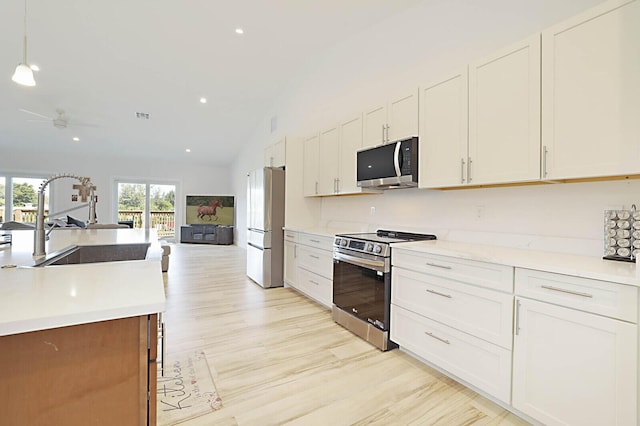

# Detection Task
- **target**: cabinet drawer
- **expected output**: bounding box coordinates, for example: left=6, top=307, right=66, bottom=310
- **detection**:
left=297, top=245, right=333, bottom=279
left=296, top=267, right=332, bottom=308
left=515, top=268, right=638, bottom=322
left=391, top=304, right=512, bottom=404
left=284, top=230, right=297, bottom=242
left=392, top=268, right=513, bottom=349
left=298, top=233, right=333, bottom=251
left=392, top=249, right=513, bottom=293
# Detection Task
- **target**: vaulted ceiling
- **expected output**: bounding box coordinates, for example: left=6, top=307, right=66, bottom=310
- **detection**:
left=0, top=0, right=423, bottom=166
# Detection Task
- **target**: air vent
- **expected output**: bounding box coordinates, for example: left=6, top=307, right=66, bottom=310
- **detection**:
left=135, top=112, right=150, bottom=119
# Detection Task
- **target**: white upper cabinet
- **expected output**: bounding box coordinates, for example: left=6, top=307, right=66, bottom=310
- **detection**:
left=363, top=104, right=387, bottom=149
left=303, top=133, right=320, bottom=197
left=362, top=88, right=419, bottom=149
left=317, top=125, right=341, bottom=196
left=338, top=114, right=364, bottom=194
left=307, top=114, right=374, bottom=196
left=419, top=69, right=469, bottom=188
left=468, top=34, right=541, bottom=186
left=542, top=0, right=640, bottom=180
left=264, top=138, right=286, bottom=168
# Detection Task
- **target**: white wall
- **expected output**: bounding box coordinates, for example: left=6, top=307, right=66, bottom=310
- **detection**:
left=1, top=148, right=231, bottom=234
left=230, top=0, right=632, bottom=256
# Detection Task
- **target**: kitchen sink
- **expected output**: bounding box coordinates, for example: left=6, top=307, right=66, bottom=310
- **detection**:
left=34, top=243, right=150, bottom=267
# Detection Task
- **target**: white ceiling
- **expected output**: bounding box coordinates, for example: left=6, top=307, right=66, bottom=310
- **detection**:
left=0, top=0, right=423, bottom=167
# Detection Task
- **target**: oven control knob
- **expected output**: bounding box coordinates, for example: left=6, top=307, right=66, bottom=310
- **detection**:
left=366, top=243, right=374, bottom=252
left=341, top=239, right=348, bottom=246
left=373, top=244, right=382, bottom=254
left=334, top=238, right=341, bottom=246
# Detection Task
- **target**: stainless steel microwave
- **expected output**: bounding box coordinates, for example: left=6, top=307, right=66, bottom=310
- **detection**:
left=356, top=136, right=418, bottom=189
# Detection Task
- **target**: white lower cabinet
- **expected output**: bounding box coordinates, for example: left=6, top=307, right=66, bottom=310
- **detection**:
left=283, top=231, right=333, bottom=308
left=392, top=248, right=640, bottom=425
left=391, top=304, right=512, bottom=403
left=391, top=249, right=514, bottom=404
left=512, top=268, right=638, bottom=426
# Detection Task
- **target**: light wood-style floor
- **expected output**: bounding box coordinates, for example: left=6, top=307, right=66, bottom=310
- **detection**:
left=162, top=243, right=531, bottom=426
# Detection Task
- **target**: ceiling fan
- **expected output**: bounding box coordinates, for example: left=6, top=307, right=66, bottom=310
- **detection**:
left=19, top=108, right=97, bottom=129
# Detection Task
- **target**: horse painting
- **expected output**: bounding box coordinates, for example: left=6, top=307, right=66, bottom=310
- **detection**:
left=197, top=199, right=223, bottom=221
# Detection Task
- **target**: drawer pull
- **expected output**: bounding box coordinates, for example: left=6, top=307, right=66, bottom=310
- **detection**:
left=541, top=285, right=593, bottom=298
left=426, top=289, right=452, bottom=298
left=426, top=262, right=452, bottom=270
left=310, top=239, right=320, bottom=243
left=425, top=331, right=450, bottom=345
left=309, top=280, right=319, bottom=286
left=309, top=254, right=320, bottom=259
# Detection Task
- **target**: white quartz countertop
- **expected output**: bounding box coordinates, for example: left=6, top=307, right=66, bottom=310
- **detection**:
left=283, top=227, right=361, bottom=238
left=0, top=229, right=166, bottom=336
left=393, top=240, right=640, bottom=287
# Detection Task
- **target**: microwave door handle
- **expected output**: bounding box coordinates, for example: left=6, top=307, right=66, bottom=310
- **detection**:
left=393, top=141, right=402, bottom=177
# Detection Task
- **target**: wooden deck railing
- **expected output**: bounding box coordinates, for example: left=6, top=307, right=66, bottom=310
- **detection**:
left=6, top=208, right=175, bottom=238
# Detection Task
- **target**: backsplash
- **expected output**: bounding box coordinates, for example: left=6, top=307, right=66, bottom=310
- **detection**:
left=319, top=179, right=640, bottom=257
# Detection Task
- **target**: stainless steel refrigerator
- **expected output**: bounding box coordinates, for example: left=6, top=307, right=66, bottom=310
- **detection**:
left=246, top=167, right=285, bottom=288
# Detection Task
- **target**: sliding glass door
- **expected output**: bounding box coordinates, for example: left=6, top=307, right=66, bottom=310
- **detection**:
left=116, top=181, right=176, bottom=239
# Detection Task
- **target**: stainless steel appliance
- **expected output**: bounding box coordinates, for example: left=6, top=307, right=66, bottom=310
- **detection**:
left=332, top=230, right=436, bottom=350
left=356, top=136, right=418, bottom=189
left=246, top=167, right=285, bottom=288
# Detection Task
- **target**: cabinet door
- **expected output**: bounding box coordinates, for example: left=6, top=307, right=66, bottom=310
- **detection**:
left=317, top=125, right=340, bottom=195
left=303, top=133, right=320, bottom=196
left=468, top=35, right=541, bottom=185
left=338, top=114, right=363, bottom=194
left=542, top=0, right=640, bottom=179
left=264, top=144, right=274, bottom=167
left=387, top=88, right=419, bottom=143
left=362, top=103, right=387, bottom=149
left=272, top=138, right=286, bottom=168
left=284, top=240, right=297, bottom=285
left=512, top=297, right=637, bottom=426
left=419, top=69, right=469, bottom=188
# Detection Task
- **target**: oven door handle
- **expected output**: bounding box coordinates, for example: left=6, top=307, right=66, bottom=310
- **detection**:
left=334, top=251, right=386, bottom=272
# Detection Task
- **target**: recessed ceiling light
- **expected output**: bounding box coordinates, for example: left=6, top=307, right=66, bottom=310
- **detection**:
left=235, top=28, right=244, bottom=34
left=72, top=137, right=80, bottom=142
left=30, top=64, right=40, bottom=72
left=199, top=97, right=207, bottom=104
left=185, top=148, right=191, bottom=153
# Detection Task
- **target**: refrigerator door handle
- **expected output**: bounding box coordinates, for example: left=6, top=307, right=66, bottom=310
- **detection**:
left=247, top=242, right=264, bottom=250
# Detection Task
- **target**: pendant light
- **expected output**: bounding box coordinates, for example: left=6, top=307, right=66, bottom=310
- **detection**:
left=12, top=0, right=36, bottom=87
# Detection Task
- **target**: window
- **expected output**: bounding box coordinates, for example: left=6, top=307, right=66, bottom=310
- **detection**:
left=115, top=180, right=176, bottom=240
left=0, top=175, right=50, bottom=224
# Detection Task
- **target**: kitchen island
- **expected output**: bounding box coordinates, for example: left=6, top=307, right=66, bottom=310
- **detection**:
left=0, top=228, right=165, bottom=426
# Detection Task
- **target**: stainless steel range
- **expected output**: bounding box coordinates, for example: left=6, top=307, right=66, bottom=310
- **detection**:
left=332, top=230, right=436, bottom=351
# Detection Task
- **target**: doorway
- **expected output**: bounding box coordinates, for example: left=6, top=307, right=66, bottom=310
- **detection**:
left=116, top=181, right=176, bottom=240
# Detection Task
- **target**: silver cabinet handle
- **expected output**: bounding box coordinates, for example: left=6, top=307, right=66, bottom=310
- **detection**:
left=541, top=285, right=593, bottom=298
left=310, top=239, right=320, bottom=243
left=542, top=145, right=548, bottom=178
left=309, top=254, right=320, bottom=259
left=294, top=244, right=297, bottom=258
left=309, top=279, right=319, bottom=286
left=385, top=124, right=390, bottom=142
left=425, top=331, right=450, bottom=345
left=315, top=181, right=318, bottom=195
left=334, top=178, right=337, bottom=193
left=467, top=157, right=472, bottom=182
left=426, top=262, right=452, bottom=270
left=426, top=289, right=452, bottom=298
left=382, top=124, right=385, bottom=143
left=460, top=158, right=466, bottom=184
left=515, top=299, right=521, bottom=335
left=336, top=178, right=340, bottom=194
